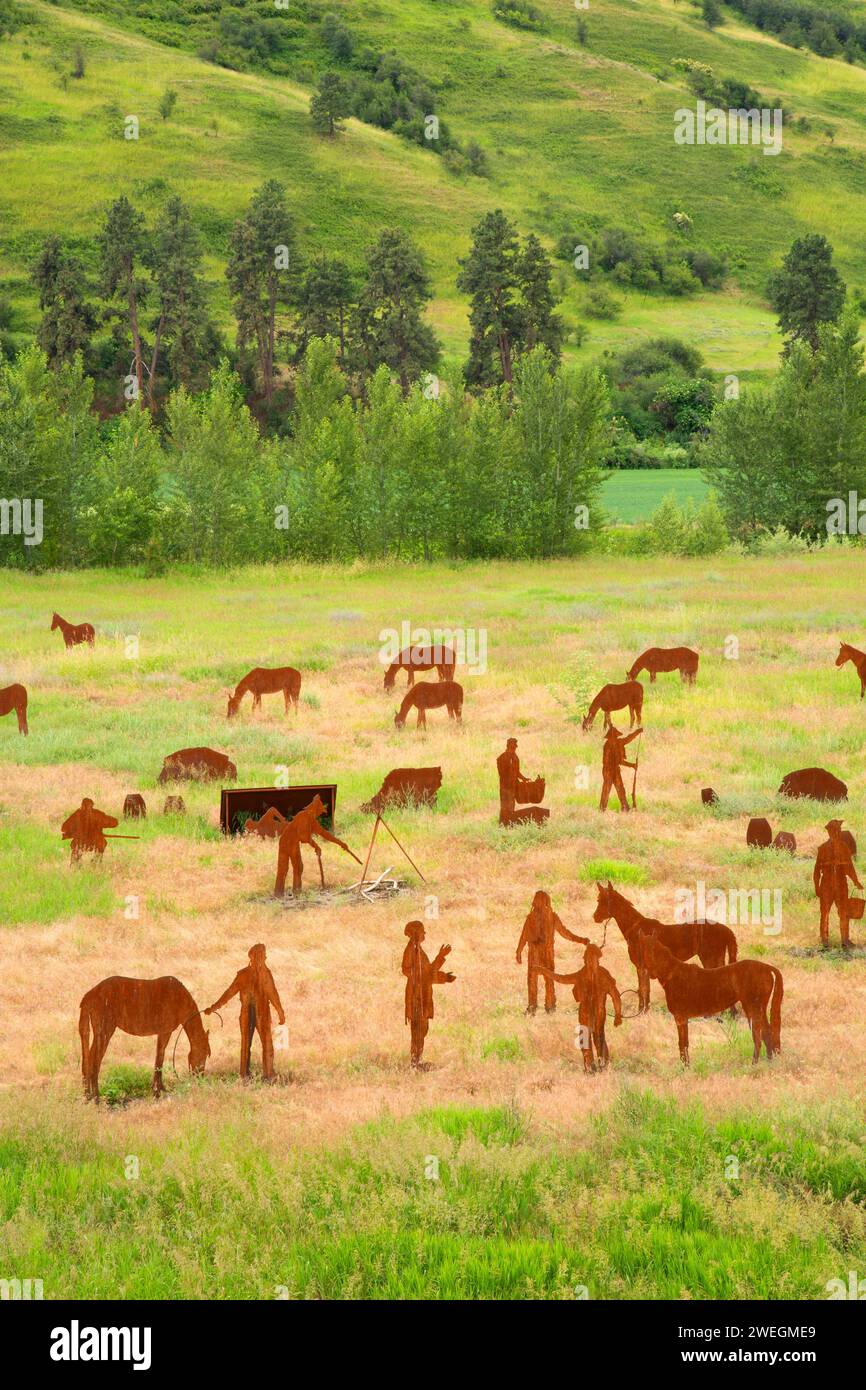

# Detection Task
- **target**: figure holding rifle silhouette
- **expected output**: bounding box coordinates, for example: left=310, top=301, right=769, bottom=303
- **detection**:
left=599, top=726, right=642, bottom=812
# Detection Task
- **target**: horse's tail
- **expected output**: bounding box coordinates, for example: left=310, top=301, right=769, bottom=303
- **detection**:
left=769, top=967, right=783, bottom=1053
left=725, top=928, right=738, bottom=964
left=78, top=1003, right=93, bottom=1080
left=582, top=697, right=598, bottom=730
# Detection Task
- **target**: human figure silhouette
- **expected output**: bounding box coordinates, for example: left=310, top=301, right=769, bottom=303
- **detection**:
left=540, top=943, right=623, bottom=1073
left=61, top=798, right=119, bottom=861
left=206, top=943, right=285, bottom=1080
left=516, top=890, right=589, bottom=1014
left=600, top=726, right=642, bottom=812
left=401, top=921, right=455, bottom=1067
left=497, top=737, right=548, bottom=825
left=814, top=819, right=862, bottom=950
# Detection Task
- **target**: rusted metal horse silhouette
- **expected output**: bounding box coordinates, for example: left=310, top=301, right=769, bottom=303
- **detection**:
left=836, top=642, right=866, bottom=700
left=628, top=646, right=698, bottom=685
left=637, top=931, right=782, bottom=1065
left=0, top=683, right=28, bottom=735
left=394, top=680, right=463, bottom=730
left=227, top=666, right=301, bottom=717
left=51, top=611, right=95, bottom=648
left=384, top=644, right=456, bottom=690
left=593, top=880, right=738, bottom=1013
left=78, top=975, right=210, bottom=1100
left=582, top=680, right=643, bottom=732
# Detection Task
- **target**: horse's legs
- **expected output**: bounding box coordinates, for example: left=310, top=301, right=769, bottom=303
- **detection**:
left=676, top=1019, right=690, bottom=1065
left=650, top=671, right=656, bottom=683
left=417, top=708, right=426, bottom=730
left=153, top=1031, right=170, bottom=1097
left=638, top=966, right=651, bottom=1013
left=284, top=689, right=290, bottom=713
left=89, top=1024, right=115, bottom=1103
left=747, top=1012, right=763, bottom=1063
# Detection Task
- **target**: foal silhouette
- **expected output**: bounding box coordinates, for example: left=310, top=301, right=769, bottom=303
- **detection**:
left=582, top=680, right=643, bottom=732
left=835, top=642, right=866, bottom=699
left=79, top=975, right=210, bottom=1100
left=227, top=666, right=301, bottom=718
left=394, top=680, right=463, bottom=730
left=0, top=683, right=28, bottom=735
left=51, top=612, right=95, bottom=648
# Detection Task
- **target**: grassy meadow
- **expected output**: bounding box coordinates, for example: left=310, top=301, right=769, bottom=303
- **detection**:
left=1, top=553, right=866, bottom=1298
left=6, top=0, right=866, bottom=373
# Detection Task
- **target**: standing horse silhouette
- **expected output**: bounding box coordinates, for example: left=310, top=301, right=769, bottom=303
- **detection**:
left=78, top=975, right=210, bottom=1101
left=637, top=931, right=782, bottom=1065
left=628, top=647, right=699, bottom=685
left=394, top=680, right=463, bottom=730
left=227, top=666, right=301, bottom=718
left=593, top=881, right=738, bottom=1013
left=51, top=612, right=95, bottom=649
left=582, top=680, right=643, bottom=732
left=836, top=642, right=866, bottom=699
left=383, top=644, right=457, bottom=690
left=0, top=683, right=28, bottom=735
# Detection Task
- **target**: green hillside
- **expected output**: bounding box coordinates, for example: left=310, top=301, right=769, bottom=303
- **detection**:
left=3, top=0, right=866, bottom=371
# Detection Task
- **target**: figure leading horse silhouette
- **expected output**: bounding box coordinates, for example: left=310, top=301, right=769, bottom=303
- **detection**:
left=0, top=683, right=28, bottom=735
left=637, top=931, right=782, bottom=1065
left=383, top=644, right=457, bottom=691
left=835, top=642, right=866, bottom=700
left=78, top=975, right=210, bottom=1101
left=593, top=881, right=738, bottom=1013
left=582, top=680, right=643, bottom=732
left=628, top=646, right=698, bottom=685
left=51, top=611, right=95, bottom=649
left=227, top=666, right=301, bottom=718
left=394, top=680, right=463, bottom=730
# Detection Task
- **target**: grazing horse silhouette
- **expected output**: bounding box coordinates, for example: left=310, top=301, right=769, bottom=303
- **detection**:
left=637, top=931, right=782, bottom=1065
left=0, top=683, right=28, bottom=735
left=582, top=680, right=643, bottom=733
left=394, top=680, right=463, bottom=730
left=593, top=880, right=738, bottom=1014
left=51, top=611, right=95, bottom=648
left=836, top=642, right=866, bottom=699
left=227, top=666, right=301, bottom=718
left=628, top=646, right=699, bottom=685
left=383, top=644, right=457, bottom=691
left=158, top=747, right=237, bottom=784
left=78, top=975, right=210, bottom=1101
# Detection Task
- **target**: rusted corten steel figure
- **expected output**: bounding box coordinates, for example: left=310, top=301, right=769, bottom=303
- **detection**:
left=747, top=817, right=773, bottom=849
left=227, top=666, right=301, bottom=718
left=628, top=646, right=698, bottom=685
left=402, top=920, right=455, bottom=1067
left=79, top=975, right=210, bottom=1101
left=51, top=611, right=95, bottom=648
left=0, top=683, right=28, bottom=735
left=163, top=796, right=186, bottom=815
left=244, top=807, right=288, bottom=839
left=814, top=819, right=863, bottom=950
left=123, top=794, right=147, bottom=820
left=394, top=680, right=463, bottom=730
left=383, top=644, right=457, bottom=690
left=206, top=943, right=285, bottom=1081
left=540, top=943, right=623, bottom=1073
left=497, top=738, right=548, bottom=827
left=835, top=641, right=866, bottom=700
left=61, top=798, right=119, bottom=860
left=273, top=794, right=361, bottom=896
left=516, top=890, right=589, bottom=1015
left=158, top=747, right=237, bottom=784
left=582, top=680, right=643, bottom=733
left=600, top=725, right=642, bottom=812
left=360, top=767, right=442, bottom=814
left=778, top=767, right=847, bottom=802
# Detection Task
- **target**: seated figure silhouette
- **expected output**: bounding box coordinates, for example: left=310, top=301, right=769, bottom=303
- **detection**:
left=497, top=738, right=548, bottom=827
left=205, top=943, right=285, bottom=1081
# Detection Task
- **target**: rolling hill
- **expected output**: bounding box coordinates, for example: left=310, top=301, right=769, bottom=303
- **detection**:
left=3, top=0, right=866, bottom=375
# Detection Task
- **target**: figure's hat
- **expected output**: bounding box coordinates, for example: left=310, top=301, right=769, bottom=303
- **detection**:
left=825, top=818, right=844, bottom=833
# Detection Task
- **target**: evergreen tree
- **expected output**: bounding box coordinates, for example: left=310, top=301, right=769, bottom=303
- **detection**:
left=98, top=196, right=149, bottom=402
left=32, top=237, right=96, bottom=368
left=147, top=196, right=213, bottom=397
left=226, top=180, right=300, bottom=404
left=457, top=209, right=524, bottom=388
left=355, top=229, right=439, bottom=394
left=310, top=72, right=353, bottom=137
left=518, top=232, right=563, bottom=359
left=767, top=234, right=846, bottom=354
left=297, top=255, right=354, bottom=361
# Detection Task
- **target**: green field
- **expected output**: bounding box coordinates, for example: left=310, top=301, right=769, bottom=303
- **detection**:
left=4, top=0, right=866, bottom=372
left=1, top=554, right=865, bottom=1298
left=601, top=467, right=709, bottom=523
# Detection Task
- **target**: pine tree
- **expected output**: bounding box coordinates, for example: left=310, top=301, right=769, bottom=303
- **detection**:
left=310, top=72, right=353, bottom=137
left=226, top=181, right=300, bottom=403
left=98, top=196, right=149, bottom=402
left=297, top=255, right=354, bottom=361
left=354, top=229, right=439, bottom=394
left=457, top=210, right=525, bottom=387
left=518, top=233, right=563, bottom=359
left=147, top=196, right=213, bottom=397
left=767, top=234, right=846, bottom=354
left=32, top=237, right=96, bottom=368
